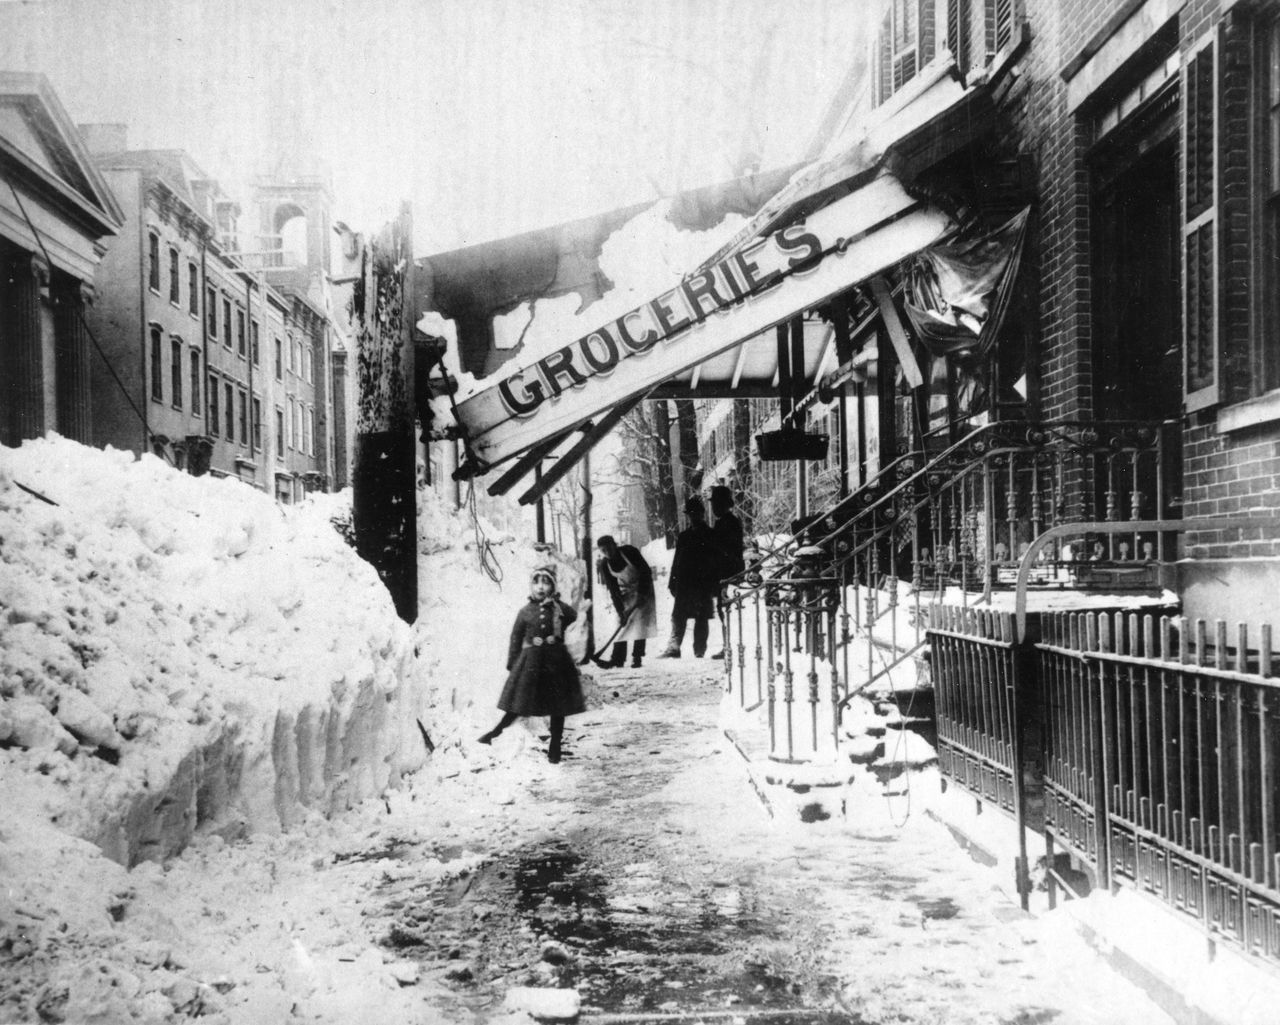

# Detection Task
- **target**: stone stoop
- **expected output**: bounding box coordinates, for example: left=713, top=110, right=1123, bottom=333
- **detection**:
left=722, top=727, right=857, bottom=824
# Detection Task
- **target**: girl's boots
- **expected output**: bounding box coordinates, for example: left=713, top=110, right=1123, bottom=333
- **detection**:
left=548, top=716, right=564, bottom=763
left=478, top=712, right=518, bottom=745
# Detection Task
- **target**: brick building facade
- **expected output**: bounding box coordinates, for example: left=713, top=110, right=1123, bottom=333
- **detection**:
left=986, top=0, right=1280, bottom=619
left=697, top=0, right=1280, bottom=623
left=79, top=129, right=339, bottom=501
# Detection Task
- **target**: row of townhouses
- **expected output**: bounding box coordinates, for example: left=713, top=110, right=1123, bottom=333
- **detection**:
left=410, top=0, right=1280, bottom=988
left=1, top=73, right=355, bottom=500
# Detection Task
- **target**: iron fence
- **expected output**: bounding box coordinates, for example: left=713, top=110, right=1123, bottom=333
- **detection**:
left=1038, top=610, right=1280, bottom=966
left=926, top=604, right=1032, bottom=908
left=927, top=605, right=1022, bottom=815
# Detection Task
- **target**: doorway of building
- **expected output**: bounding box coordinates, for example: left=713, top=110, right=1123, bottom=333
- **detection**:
left=1092, top=136, right=1181, bottom=423
left=1091, top=130, right=1182, bottom=522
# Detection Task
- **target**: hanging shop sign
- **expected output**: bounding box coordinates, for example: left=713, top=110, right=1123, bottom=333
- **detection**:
left=453, top=174, right=953, bottom=471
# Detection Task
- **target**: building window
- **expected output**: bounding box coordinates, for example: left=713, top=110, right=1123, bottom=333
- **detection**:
left=207, top=286, right=218, bottom=337
left=1183, top=36, right=1219, bottom=409
left=223, top=297, right=233, bottom=348
left=276, top=407, right=285, bottom=457
left=252, top=396, right=262, bottom=451
left=287, top=396, right=295, bottom=449
left=148, top=232, right=160, bottom=292
left=947, top=0, right=970, bottom=72
left=168, top=246, right=180, bottom=304
left=303, top=342, right=312, bottom=383
left=238, top=388, right=248, bottom=445
left=307, top=404, right=315, bottom=456
left=224, top=381, right=234, bottom=439
left=1263, top=17, right=1280, bottom=392
left=188, top=262, right=199, bottom=315
left=294, top=399, right=303, bottom=452
left=170, top=338, right=183, bottom=408
left=986, top=0, right=1015, bottom=58
left=150, top=327, right=163, bottom=400
left=275, top=336, right=283, bottom=380
left=190, top=349, right=201, bottom=416
left=208, top=372, right=220, bottom=434
left=875, top=0, right=932, bottom=104
left=251, top=320, right=260, bottom=366
left=236, top=309, right=246, bottom=357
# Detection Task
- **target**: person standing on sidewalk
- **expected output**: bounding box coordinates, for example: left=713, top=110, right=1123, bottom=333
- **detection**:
left=594, top=536, right=657, bottom=668
left=478, top=564, right=585, bottom=763
left=708, top=485, right=745, bottom=660
left=660, top=495, right=719, bottom=658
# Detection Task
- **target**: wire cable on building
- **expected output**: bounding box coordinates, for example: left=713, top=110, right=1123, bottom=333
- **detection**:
left=4, top=177, right=154, bottom=442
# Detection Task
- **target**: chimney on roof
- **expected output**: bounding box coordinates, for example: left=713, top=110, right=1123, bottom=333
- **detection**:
left=78, top=123, right=128, bottom=154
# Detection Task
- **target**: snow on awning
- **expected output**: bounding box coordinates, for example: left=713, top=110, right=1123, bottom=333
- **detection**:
left=449, top=65, right=988, bottom=477
left=452, top=177, right=951, bottom=473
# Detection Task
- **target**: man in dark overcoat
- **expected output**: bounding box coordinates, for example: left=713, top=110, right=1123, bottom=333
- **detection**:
left=660, top=495, right=719, bottom=658
left=709, top=484, right=745, bottom=659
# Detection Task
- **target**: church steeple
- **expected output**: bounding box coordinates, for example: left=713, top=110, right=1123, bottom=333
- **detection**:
left=251, top=66, right=333, bottom=275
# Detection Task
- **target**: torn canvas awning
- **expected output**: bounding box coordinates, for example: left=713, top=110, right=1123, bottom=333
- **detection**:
left=452, top=173, right=954, bottom=472
left=904, top=207, right=1030, bottom=358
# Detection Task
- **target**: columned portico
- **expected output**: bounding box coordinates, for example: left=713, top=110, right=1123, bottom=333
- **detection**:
left=2, top=249, right=50, bottom=446
left=1, top=72, right=123, bottom=450
left=54, top=278, right=94, bottom=445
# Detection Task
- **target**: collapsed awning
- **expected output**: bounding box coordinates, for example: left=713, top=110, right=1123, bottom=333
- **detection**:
left=448, top=62, right=990, bottom=482
left=904, top=207, right=1031, bottom=359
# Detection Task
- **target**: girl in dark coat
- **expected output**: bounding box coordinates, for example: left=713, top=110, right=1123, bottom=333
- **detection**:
left=478, top=564, right=585, bottom=763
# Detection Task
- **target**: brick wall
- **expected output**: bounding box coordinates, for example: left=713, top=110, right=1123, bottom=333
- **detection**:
left=1179, top=0, right=1280, bottom=560
left=1182, top=421, right=1280, bottom=558
left=1000, top=0, right=1280, bottom=563
left=1003, top=0, right=1124, bottom=423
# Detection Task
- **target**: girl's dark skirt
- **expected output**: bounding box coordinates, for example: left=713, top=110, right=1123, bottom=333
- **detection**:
left=498, top=644, right=586, bottom=717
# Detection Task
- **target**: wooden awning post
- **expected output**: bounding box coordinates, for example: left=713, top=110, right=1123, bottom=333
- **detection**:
left=353, top=204, right=418, bottom=624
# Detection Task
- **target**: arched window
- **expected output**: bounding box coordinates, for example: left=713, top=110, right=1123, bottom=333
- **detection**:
left=273, top=202, right=308, bottom=267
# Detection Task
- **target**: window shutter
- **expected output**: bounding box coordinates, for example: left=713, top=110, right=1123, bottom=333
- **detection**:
left=947, top=0, right=971, bottom=73
left=1183, top=34, right=1219, bottom=410
left=984, top=0, right=1015, bottom=58
left=877, top=10, right=893, bottom=106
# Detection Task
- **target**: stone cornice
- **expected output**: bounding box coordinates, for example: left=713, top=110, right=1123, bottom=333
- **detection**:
left=143, top=177, right=213, bottom=243
left=0, top=139, right=120, bottom=240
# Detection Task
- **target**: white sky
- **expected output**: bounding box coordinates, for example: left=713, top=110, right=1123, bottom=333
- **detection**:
left=0, top=0, right=877, bottom=255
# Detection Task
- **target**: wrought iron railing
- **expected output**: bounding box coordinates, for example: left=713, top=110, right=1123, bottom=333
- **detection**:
left=927, top=604, right=1032, bottom=909
left=721, top=418, right=1173, bottom=763
left=1038, top=609, right=1280, bottom=967
left=928, top=605, right=1022, bottom=815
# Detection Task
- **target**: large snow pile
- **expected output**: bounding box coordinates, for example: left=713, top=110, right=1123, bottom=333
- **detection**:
left=0, top=436, right=596, bottom=1023
left=0, top=437, right=427, bottom=869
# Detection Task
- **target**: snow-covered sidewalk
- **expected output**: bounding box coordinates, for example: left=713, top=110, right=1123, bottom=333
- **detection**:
left=2, top=657, right=1176, bottom=1024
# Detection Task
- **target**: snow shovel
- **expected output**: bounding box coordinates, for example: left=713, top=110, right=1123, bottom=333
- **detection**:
left=583, top=604, right=638, bottom=666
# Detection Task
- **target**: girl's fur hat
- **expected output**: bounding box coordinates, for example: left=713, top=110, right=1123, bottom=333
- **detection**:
left=531, top=563, right=558, bottom=587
